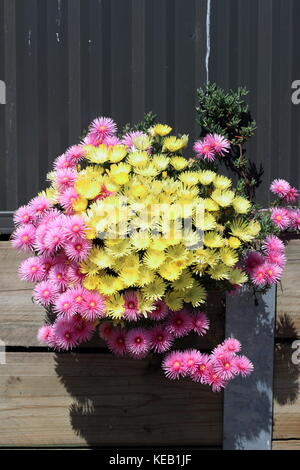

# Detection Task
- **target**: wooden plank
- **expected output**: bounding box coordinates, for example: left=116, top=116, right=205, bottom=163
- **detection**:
left=273, top=341, right=300, bottom=440
left=223, top=286, right=276, bottom=450
left=276, top=240, right=300, bottom=339
left=0, top=353, right=222, bottom=446
left=0, top=242, right=224, bottom=348
left=272, top=440, right=300, bottom=450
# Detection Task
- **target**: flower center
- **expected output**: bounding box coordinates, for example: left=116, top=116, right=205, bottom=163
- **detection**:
left=89, top=301, right=96, bottom=308
left=31, top=266, right=37, bottom=272
left=127, top=301, right=135, bottom=309
left=157, top=335, right=163, bottom=341
left=22, top=235, right=29, bottom=242
left=135, top=337, right=142, bottom=344
left=176, top=319, right=182, bottom=325
left=173, top=360, right=181, bottom=369
left=72, top=224, right=80, bottom=232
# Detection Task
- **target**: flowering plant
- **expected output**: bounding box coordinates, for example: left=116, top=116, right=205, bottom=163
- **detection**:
left=13, top=108, right=293, bottom=392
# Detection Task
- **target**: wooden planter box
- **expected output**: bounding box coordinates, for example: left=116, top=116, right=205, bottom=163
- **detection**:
left=0, top=240, right=299, bottom=450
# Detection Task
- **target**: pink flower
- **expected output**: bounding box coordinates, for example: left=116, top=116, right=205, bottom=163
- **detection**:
left=289, top=209, right=300, bottom=231
left=13, top=205, right=33, bottom=225
left=205, top=133, right=230, bottom=156
left=190, top=354, right=211, bottom=383
left=271, top=208, right=290, bottom=230
left=148, top=300, right=169, bottom=321
left=263, top=262, right=283, bottom=284
left=11, top=224, right=36, bottom=252
left=29, top=196, right=52, bottom=218
left=191, top=311, right=210, bottom=336
left=67, top=262, right=86, bottom=284
left=150, top=325, right=174, bottom=353
left=81, top=290, right=106, bottom=321
left=102, top=135, right=122, bottom=147
left=33, top=281, right=59, bottom=306
left=64, top=215, right=87, bottom=241
left=222, top=338, right=241, bottom=354
left=53, top=318, right=79, bottom=350
left=88, top=116, right=117, bottom=142
left=262, top=235, right=285, bottom=254
left=234, top=355, right=254, bottom=377
left=54, top=291, right=76, bottom=317
left=107, top=328, right=127, bottom=356
left=213, top=353, right=238, bottom=380
left=72, top=314, right=95, bottom=342
left=283, top=187, right=299, bottom=204
left=162, top=351, right=187, bottom=379
left=44, top=227, right=66, bottom=252
left=193, top=138, right=216, bottom=161
left=244, top=251, right=265, bottom=274
left=211, top=344, right=227, bottom=361
left=65, top=145, right=85, bottom=163
left=37, top=325, right=55, bottom=345
left=69, top=286, right=88, bottom=312
left=99, top=321, right=114, bottom=340
left=183, top=349, right=203, bottom=375
left=18, top=257, right=45, bottom=283
left=59, top=187, right=80, bottom=213
left=125, top=328, right=151, bottom=358
left=121, top=131, right=147, bottom=150
left=266, top=251, right=286, bottom=267
left=205, top=368, right=226, bottom=392
left=55, top=168, right=77, bottom=191
left=270, top=179, right=291, bottom=197
left=123, top=291, right=140, bottom=321
left=64, top=238, right=92, bottom=262
left=54, top=154, right=76, bottom=171
left=49, top=264, right=69, bottom=290
left=251, top=263, right=268, bottom=287
left=166, top=309, right=193, bottom=338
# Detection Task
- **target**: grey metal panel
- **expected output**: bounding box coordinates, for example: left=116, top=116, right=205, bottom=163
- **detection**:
left=223, top=286, right=276, bottom=450
left=2, top=0, right=300, bottom=230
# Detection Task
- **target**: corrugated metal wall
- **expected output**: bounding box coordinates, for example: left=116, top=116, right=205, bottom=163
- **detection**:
left=1, top=0, right=300, bottom=232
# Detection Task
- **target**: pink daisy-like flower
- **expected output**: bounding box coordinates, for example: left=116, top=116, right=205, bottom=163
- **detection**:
left=88, top=116, right=117, bottom=141
left=270, top=179, right=291, bottom=197
left=244, top=251, right=265, bottom=274
left=59, top=187, right=80, bottom=213
left=205, top=368, right=226, bottom=392
left=33, top=281, right=59, bottom=306
left=251, top=263, right=268, bottom=287
left=149, top=325, right=174, bottom=353
left=191, top=311, right=210, bottom=336
left=53, top=318, right=79, bottom=350
left=262, top=235, right=285, bottom=254
left=211, top=344, right=227, bottom=362
left=67, top=262, right=86, bottom=284
left=99, top=321, right=114, bottom=341
left=64, top=215, right=87, bottom=241
left=148, top=300, right=169, bottom=321
left=11, top=224, right=36, bottom=252
left=283, top=187, right=299, bottom=204
left=65, top=145, right=85, bottom=163
left=49, top=264, right=69, bottom=290
left=102, top=135, right=122, bottom=147
left=29, top=196, right=52, bottom=218
left=69, top=286, right=88, bottom=312
left=222, top=338, right=241, bottom=355
left=271, top=208, right=290, bottom=230
left=263, top=262, right=283, bottom=284
left=125, top=328, right=151, bottom=358
left=121, top=131, right=147, bottom=150
left=166, top=309, right=193, bottom=338
left=183, top=349, right=203, bottom=375
left=54, top=154, right=76, bottom=171
left=54, top=291, right=76, bottom=317
left=107, top=328, right=127, bottom=356
left=213, top=353, right=238, bottom=380
left=123, top=291, right=140, bottom=321
left=193, top=138, right=216, bottom=161
left=190, top=354, right=211, bottom=383
left=34, top=223, right=50, bottom=254
left=64, top=238, right=92, bottom=262
left=234, top=355, right=254, bottom=377
left=18, top=257, right=45, bottom=283
left=13, top=205, right=33, bottom=225
left=81, top=290, right=106, bottom=321
left=81, top=133, right=102, bottom=147
left=72, top=314, right=95, bottom=343
left=205, top=133, right=230, bottom=156
left=289, top=209, right=300, bottom=231
left=162, top=351, right=187, bottom=380
left=39, top=255, right=56, bottom=275
left=37, top=325, right=55, bottom=345
left=55, top=168, right=77, bottom=191
left=44, top=227, right=66, bottom=252
left=266, top=250, right=286, bottom=267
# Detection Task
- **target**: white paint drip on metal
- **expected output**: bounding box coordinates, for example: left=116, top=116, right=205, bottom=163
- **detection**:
left=205, top=0, right=211, bottom=84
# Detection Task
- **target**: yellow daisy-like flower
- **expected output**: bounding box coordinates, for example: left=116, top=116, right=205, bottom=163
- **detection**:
left=98, top=275, right=123, bottom=295
left=132, top=135, right=152, bottom=151
left=164, top=290, right=184, bottom=311
left=211, top=189, right=235, bottom=207
left=143, top=249, right=166, bottom=269
left=136, top=292, right=156, bottom=315
left=72, top=197, right=88, bottom=213
left=203, top=232, right=224, bottom=248
left=247, top=220, right=261, bottom=237
left=83, top=275, right=99, bottom=291
left=109, top=145, right=128, bottom=163
left=178, top=171, right=199, bottom=186
left=153, top=123, right=172, bottom=136
left=194, top=212, right=217, bottom=231
left=163, top=135, right=188, bottom=153
left=203, top=198, right=219, bottom=211
left=219, top=247, right=238, bottom=267
left=227, top=236, right=241, bottom=249
left=183, top=282, right=207, bottom=306
left=172, top=270, right=194, bottom=291
left=198, top=170, right=216, bottom=185
left=230, top=219, right=259, bottom=242
left=229, top=268, right=248, bottom=285
left=152, top=154, right=170, bottom=171
left=127, top=151, right=149, bottom=168
left=130, top=231, right=152, bottom=250
left=141, top=276, right=166, bottom=301
left=213, top=175, right=232, bottom=190
left=136, top=268, right=156, bottom=287
left=232, top=196, right=251, bottom=214
left=108, top=163, right=131, bottom=185
left=106, top=293, right=125, bottom=319
left=208, top=262, right=231, bottom=280
left=75, top=172, right=101, bottom=199
left=88, top=247, right=114, bottom=269
left=170, top=156, right=189, bottom=171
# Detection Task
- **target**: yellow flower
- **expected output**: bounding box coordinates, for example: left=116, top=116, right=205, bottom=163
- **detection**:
left=130, top=231, right=152, bottom=250
left=83, top=275, right=99, bottom=290
left=211, top=189, right=235, bottom=207
left=75, top=170, right=102, bottom=199
left=232, top=196, right=251, bottom=214
left=203, top=198, right=220, bottom=211
left=170, top=156, right=189, bottom=171
left=183, top=282, right=207, bottom=306
left=108, top=163, right=131, bottom=185
left=85, top=144, right=108, bottom=164
left=247, top=220, right=261, bottom=237
left=229, top=268, right=248, bottom=285
left=89, top=247, right=114, bottom=269
left=219, top=247, right=238, bottom=267
left=152, top=154, right=170, bottom=171
left=136, top=292, right=156, bottom=315
left=153, top=123, right=172, bottom=136
left=136, top=268, right=155, bottom=287
left=208, top=262, right=231, bottom=280
left=213, top=175, right=232, bottom=190
left=203, top=232, right=224, bottom=248
left=227, top=236, right=241, bottom=249
left=229, top=219, right=259, bottom=241
left=109, top=145, right=127, bottom=163
left=159, top=258, right=185, bottom=281
left=198, top=170, right=216, bottom=185
left=98, top=276, right=124, bottom=295
left=141, top=277, right=166, bottom=301
left=163, top=135, right=188, bottom=152
left=194, top=212, right=217, bottom=231
left=132, top=135, right=152, bottom=151
left=178, top=171, right=199, bottom=186
left=72, top=197, right=88, bottom=212
left=143, top=249, right=166, bottom=269
left=127, top=151, right=149, bottom=168
left=106, top=293, right=125, bottom=319
left=165, top=290, right=184, bottom=311
left=172, top=270, right=194, bottom=291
